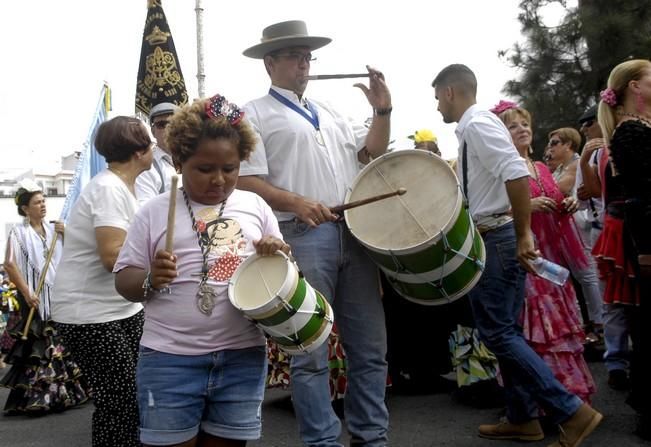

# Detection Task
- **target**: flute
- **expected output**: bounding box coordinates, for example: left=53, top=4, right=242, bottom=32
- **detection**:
left=302, top=73, right=371, bottom=81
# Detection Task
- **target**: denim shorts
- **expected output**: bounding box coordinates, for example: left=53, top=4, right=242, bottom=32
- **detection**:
left=136, top=345, right=267, bottom=445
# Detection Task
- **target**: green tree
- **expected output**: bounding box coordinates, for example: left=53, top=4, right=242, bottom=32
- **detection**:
left=501, top=0, right=651, bottom=157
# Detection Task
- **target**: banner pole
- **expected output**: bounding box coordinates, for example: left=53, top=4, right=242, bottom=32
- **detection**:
left=195, top=0, right=205, bottom=98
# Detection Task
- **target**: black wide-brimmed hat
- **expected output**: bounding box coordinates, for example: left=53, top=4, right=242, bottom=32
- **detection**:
left=243, top=20, right=331, bottom=59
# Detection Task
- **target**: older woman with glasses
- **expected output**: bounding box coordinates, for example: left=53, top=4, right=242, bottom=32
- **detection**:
left=51, top=116, right=153, bottom=447
left=490, top=100, right=596, bottom=405
left=546, top=128, right=582, bottom=196
left=546, top=126, right=605, bottom=349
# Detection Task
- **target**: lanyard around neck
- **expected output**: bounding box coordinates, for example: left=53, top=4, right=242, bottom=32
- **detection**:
left=269, top=88, right=320, bottom=131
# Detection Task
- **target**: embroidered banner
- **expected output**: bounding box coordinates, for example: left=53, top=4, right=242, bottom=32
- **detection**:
left=135, top=0, right=188, bottom=116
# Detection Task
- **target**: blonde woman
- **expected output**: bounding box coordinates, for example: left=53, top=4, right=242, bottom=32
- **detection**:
left=596, top=58, right=651, bottom=441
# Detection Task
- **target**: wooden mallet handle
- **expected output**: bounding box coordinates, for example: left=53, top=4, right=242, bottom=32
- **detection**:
left=21, top=233, right=59, bottom=340
left=165, top=176, right=179, bottom=252
left=330, top=188, right=407, bottom=214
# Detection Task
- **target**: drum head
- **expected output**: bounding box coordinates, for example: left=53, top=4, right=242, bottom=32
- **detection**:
left=345, top=150, right=460, bottom=251
left=231, top=253, right=289, bottom=311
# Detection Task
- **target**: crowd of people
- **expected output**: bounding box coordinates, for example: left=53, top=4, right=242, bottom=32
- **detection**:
left=1, top=18, right=650, bottom=447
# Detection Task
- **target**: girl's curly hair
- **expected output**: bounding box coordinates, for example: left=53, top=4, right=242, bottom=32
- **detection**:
left=165, top=98, right=256, bottom=166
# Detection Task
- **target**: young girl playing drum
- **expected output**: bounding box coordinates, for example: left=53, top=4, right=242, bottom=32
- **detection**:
left=114, top=94, right=288, bottom=447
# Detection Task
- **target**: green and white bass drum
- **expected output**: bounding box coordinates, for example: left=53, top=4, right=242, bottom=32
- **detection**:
left=344, top=150, right=485, bottom=305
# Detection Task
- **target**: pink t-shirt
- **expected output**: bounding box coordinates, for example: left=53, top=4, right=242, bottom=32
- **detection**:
left=114, top=188, right=282, bottom=355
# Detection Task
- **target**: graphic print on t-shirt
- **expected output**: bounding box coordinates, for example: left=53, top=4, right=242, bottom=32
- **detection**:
left=195, top=207, right=247, bottom=281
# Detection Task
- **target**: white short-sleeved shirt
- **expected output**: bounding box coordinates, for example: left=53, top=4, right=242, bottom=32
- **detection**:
left=455, top=105, right=529, bottom=226
left=135, top=146, right=177, bottom=205
left=114, top=189, right=281, bottom=355
left=51, top=170, right=143, bottom=324
left=240, top=86, right=368, bottom=222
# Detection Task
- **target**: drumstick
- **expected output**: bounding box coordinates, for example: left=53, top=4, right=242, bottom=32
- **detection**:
left=302, top=73, right=371, bottom=81
left=21, top=232, right=59, bottom=340
left=165, top=175, right=179, bottom=252
left=330, top=188, right=407, bottom=214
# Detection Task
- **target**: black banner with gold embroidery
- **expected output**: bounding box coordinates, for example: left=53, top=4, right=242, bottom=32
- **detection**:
left=135, top=0, right=188, bottom=116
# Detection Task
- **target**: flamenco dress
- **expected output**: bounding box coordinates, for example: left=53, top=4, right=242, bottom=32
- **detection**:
left=521, top=162, right=596, bottom=403
left=1, top=223, right=90, bottom=415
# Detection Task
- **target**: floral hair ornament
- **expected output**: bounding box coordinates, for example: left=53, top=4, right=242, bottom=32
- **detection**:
left=600, top=88, right=618, bottom=107
left=14, top=178, right=41, bottom=205
left=489, top=100, right=519, bottom=115
left=408, top=129, right=437, bottom=144
left=205, top=93, right=244, bottom=125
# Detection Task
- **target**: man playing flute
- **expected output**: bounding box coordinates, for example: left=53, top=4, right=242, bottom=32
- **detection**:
left=237, top=20, right=392, bottom=447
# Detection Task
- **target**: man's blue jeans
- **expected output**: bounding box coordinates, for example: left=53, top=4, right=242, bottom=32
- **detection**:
left=468, top=223, right=582, bottom=425
left=279, top=219, right=389, bottom=447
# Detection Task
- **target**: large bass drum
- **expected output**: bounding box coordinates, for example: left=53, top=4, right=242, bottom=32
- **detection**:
left=344, top=150, right=485, bottom=305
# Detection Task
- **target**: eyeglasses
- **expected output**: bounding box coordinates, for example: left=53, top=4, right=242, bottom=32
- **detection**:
left=547, top=139, right=563, bottom=147
left=272, top=51, right=316, bottom=64
left=580, top=119, right=595, bottom=128
left=152, top=120, right=169, bottom=130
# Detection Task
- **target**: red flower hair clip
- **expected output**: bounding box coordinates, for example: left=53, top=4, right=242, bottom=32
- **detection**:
left=490, top=100, right=519, bottom=115
left=205, top=93, right=244, bottom=125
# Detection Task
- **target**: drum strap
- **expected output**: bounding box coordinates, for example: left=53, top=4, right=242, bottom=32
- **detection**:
left=462, top=141, right=469, bottom=207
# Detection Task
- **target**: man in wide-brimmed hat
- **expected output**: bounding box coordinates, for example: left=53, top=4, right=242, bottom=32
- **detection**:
left=238, top=20, right=391, bottom=447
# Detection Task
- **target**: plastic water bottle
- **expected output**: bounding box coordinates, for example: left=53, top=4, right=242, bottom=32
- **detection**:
left=531, top=257, right=570, bottom=286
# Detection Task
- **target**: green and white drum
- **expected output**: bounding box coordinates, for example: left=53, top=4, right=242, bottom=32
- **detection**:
left=228, top=252, right=333, bottom=355
left=344, top=150, right=485, bottom=305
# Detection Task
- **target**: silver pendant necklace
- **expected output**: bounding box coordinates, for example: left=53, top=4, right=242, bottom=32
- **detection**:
left=182, top=189, right=226, bottom=315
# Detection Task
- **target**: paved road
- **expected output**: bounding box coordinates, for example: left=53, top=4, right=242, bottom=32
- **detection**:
left=1, top=359, right=650, bottom=446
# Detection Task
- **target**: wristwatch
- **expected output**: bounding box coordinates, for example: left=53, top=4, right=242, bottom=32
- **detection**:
left=374, top=106, right=393, bottom=116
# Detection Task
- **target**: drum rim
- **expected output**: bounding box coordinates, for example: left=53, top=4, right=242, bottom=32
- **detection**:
left=344, top=150, right=463, bottom=252
left=228, top=251, right=297, bottom=312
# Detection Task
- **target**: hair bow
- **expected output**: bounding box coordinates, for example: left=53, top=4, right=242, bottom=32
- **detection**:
left=205, top=94, right=244, bottom=125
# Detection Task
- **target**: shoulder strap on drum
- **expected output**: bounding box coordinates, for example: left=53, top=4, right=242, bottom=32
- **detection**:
left=462, top=141, right=469, bottom=208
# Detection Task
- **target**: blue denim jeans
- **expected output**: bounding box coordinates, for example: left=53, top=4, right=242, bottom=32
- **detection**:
left=567, top=222, right=604, bottom=325
left=136, top=345, right=267, bottom=445
left=602, top=303, right=633, bottom=371
left=468, top=223, right=582, bottom=425
left=279, top=219, right=388, bottom=447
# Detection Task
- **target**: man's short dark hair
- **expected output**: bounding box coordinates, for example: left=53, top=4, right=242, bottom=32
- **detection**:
left=432, top=64, right=477, bottom=96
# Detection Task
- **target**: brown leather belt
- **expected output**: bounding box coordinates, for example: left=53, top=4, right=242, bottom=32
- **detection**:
left=476, top=218, right=512, bottom=235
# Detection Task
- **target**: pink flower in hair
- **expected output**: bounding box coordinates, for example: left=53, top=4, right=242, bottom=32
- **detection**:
left=600, top=88, right=618, bottom=107
left=490, top=100, right=519, bottom=115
